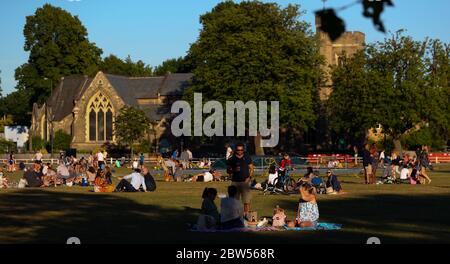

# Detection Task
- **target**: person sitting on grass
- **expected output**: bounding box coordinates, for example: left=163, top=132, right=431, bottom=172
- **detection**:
left=325, top=170, right=342, bottom=194
left=188, top=169, right=222, bottom=182
left=296, top=182, right=319, bottom=228
left=198, top=187, right=220, bottom=229
left=220, top=185, right=244, bottom=230
left=115, top=168, right=147, bottom=192
left=56, top=161, right=70, bottom=182
left=267, top=165, right=278, bottom=186
left=42, top=165, right=58, bottom=187
left=86, top=166, right=97, bottom=185
left=0, top=167, right=9, bottom=189
left=142, top=166, right=156, bottom=192
left=399, top=165, right=410, bottom=184
left=104, top=166, right=113, bottom=185
left=24, top=165, right=44, bottom=188
left=94, top=169, right=114, bottom=193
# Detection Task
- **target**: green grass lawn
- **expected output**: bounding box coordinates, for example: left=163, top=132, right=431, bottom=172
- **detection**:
left=0, top=165, right=449, bottom=244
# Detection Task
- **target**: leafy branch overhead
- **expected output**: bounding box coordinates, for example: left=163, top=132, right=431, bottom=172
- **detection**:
left=316, top=0, right=394, bottom=41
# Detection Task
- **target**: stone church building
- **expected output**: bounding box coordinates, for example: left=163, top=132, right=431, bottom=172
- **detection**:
left=31, top=71, right=192, bottom=151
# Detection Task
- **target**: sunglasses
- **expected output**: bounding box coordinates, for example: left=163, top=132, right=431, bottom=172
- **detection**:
left=236, top=149, right=244, bottom=152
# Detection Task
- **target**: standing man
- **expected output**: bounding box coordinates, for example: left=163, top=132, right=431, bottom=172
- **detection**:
left=226, top=143, right=254, bottom=216
left=186, top=148, right=193, bottom=169
left=362, top=144, right=372, bottom=184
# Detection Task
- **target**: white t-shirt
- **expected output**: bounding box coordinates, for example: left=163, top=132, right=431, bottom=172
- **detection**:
left=220, top=197, right=243, bottom=223
left=97, top=152, right=104, bottom=162
left=203, top=171, right=214, bottom=182
left=132, top=161, right=139, bottom=169
left=123, top=172, right=146, bottom=191
left=226, top=147, right=233, bottom=160
left=42, top=165, right=48, bottom=175
left=400, top=168, right=409, bottom=180
left=268, top=173, right=278, bottom=185
left=380, top=151, right=385, bottom=160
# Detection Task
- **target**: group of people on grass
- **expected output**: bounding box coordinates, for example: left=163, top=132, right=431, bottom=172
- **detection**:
left=252, top=153, right=343, bottom=195
left=0, top=149, right=156, bottom=193
left=196, top=143, right=322, bottom=230
left=363, top=144, right=432, bottom=185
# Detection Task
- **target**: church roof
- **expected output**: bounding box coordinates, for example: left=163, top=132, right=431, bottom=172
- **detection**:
left=47, top=72, right=193, bottom=122
left=47, top=76, right=93, bottom=121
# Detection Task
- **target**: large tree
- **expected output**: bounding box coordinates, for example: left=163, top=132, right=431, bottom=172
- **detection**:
left=100, top=54, right=152, bottom=77
left=327, top=51, right=378, bottom=145
left=12, top=4, right=102, bottom=124
left=329, top=31, right=449, bottom=152
left=185, top=1, right=322, bottom=150
left=114, top=106, right=151, bottom=158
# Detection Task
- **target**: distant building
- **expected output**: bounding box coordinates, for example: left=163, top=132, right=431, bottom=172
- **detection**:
left=31, top=71, right=193, bottom=151
left=316, top=14, right=366, bottom=100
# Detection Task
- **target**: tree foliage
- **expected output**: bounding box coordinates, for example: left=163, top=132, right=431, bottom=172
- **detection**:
left=0, top=89, right=32, bottom=125
left=100, top=54, right=152, bottom=77
left=114, top=106, right=151, bottom=155
left=329, top=31, right=449, bottom=151
left=185, top=1, right=322, bottom=133
left=10, top=4, right=102, bottom=125
left=53, top=130, right=72, bottom=151
left=153, top=57, right=192, bottom=76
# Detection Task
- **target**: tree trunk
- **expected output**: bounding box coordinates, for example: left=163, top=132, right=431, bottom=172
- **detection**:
left=254, top=133, right=265, bottom=156
left=393, top=138, right=403, bottom=157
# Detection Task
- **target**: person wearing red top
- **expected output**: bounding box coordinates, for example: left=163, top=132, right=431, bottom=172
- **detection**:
left=279, top=153, right=295, bottom=177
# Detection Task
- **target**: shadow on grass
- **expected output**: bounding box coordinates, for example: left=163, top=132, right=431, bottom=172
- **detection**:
left=0, top=189, right=449, bottom=244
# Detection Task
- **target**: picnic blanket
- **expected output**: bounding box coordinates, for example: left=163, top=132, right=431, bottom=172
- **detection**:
left=284, top=222, right=342, bottom=231
left=191, top=223, right=342, bottom=232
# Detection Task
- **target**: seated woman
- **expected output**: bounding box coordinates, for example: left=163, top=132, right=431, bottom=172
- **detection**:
left=86, top=166, right=97, bottom=185
left=42, top=165, right=58, bottom=187
left=267, top=165, right=278, bottom=186
left=296, top=182, right=319, bottom=228
left=399, top=165, right=410, bottom=184
left=94, top=170, right=114, bottom=193
left=220, top=185, right=245, bottom=230
left=325, top=170, right=342, bottom=194
left=189, top=169, right=221, bottom=182
left=197, top=188, right=220, bottom=230
left=104, top=166, right=113, bottom=185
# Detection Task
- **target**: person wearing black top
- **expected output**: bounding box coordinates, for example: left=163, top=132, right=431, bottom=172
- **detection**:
left=226, top=143, right=254, bottom=215
left=142, top=166, right=156, bottom=192
left=362, top=144, right=373, bottom=184
left=24, top=164, right=44, bottom=187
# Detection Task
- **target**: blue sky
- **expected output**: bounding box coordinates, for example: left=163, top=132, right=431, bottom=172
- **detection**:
left=0, top=0, right=449, bottom=95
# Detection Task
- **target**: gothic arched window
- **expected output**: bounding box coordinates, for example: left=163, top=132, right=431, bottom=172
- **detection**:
left=86, top=92, right=114, bottom=142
